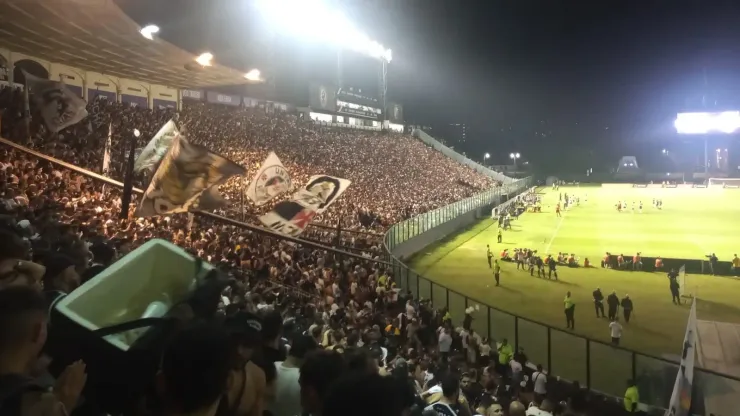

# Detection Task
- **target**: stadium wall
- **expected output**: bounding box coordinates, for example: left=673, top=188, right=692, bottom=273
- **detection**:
left=388, top=179, right=531, bottom=260
left=412, top=128, right=515, bottom=184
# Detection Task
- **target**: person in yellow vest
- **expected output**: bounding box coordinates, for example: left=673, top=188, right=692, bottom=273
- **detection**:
left=564, top=291, right=575, bottom=329
left=624, top=379, right=639, bottom=413
left=497, top=228, right=503, bottom=243
left=497, top=338, right=513, bottom=376
left=732, top=253, right=740, bottom=276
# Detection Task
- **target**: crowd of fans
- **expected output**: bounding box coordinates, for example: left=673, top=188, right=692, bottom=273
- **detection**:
left=0, top=83, right=634, bottom=416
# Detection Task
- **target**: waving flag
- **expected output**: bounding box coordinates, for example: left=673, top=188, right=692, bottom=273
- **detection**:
left=23, top=70, right=88, bottom=133
left=246, top=152, right=291, bottom=205
left=259, top=175, right=351, bottom=236
left=665, top=298, right=697, bottom=416
left=102, top=122, right=112, bottom=174
left=134, top=120, right=180, bottom=173
left=135, top=136, right=245, bottom=217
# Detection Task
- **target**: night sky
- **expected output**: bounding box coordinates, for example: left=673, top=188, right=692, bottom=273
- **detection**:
left=116, top=0, right=740, bottom=174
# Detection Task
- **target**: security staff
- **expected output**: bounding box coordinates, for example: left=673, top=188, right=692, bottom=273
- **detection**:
left=669, top=277, right=681, bottom=305
left=620, top=295, right=634, bottom=323
left=593, top=287, right=605, bottom=318
left=564, top=291, right=575, bottom=329
left=548, top=256, right=558, bottom=280
left=623, top=379, right=639, bottom=413
left=497, top=228, right=503, bottom=243
left=607, top=291, right=619, bottom=321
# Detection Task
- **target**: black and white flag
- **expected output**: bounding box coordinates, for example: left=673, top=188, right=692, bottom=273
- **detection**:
left=134, top=120, right=180, bottom=173
left=246, top=152, right=291, bottom=205
left=259, top=175, right=351, bottom=236
left=23, top=70, right=88, bottom=133
left=135, top=136, right=245, bottom=217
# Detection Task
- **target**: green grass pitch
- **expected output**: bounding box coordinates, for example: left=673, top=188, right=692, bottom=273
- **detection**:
left=409, top=185, right=740, bottom=361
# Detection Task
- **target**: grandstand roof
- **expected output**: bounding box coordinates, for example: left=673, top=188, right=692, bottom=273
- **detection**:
left=0, top=0, right=249, bottom=89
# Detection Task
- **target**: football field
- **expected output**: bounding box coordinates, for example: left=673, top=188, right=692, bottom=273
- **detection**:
left=408, top=186, right=740, bottom=359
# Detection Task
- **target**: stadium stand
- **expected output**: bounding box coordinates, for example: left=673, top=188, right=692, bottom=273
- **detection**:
left=0, top=6, right=635, bottom=416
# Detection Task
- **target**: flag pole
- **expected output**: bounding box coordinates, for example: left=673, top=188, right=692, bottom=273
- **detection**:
left=119, top=128, right=139, bottom=219
left=241, top=176, right=246, bottom=222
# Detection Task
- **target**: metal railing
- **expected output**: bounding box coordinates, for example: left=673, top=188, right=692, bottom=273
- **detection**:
left=382, top=177, right=740, bottom=411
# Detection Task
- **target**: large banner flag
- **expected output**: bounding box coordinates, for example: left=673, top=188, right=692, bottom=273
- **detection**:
left=134, top=120, right=180, bottom=173
left=23, top=71, right=88, bottom=133
left=304, top=175, right=351, bottom=214
left=666, top=298, right=697, bottom=416
left=135, top=136, right=246, bottom=217
left=102, top=122, right=112, bottom=174
left=246, top=152, right=291, bottom=205
left=259, top=175, right=351, bottom=236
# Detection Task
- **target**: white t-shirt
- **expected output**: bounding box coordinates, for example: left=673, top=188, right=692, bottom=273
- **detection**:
left=526, top=407, right=553, bottom=416
left=438, top=332, right=453, bottom=352
left=609, top=321, right=623, bottom=338
left=510, top=360, right=522, bottom=374
left=532, top=371, right=547, bottom=394
left=268, top=362, right=302, bottom=416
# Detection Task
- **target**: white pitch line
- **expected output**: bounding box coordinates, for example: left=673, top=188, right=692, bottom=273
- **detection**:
left=544, top=209, right=567, bottom=254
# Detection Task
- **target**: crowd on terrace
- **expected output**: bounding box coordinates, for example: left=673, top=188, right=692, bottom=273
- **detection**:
left=0, top=83, right=634, bottom=416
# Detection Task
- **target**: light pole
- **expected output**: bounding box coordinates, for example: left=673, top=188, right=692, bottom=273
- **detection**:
left=484, top=152, right=490, bottom=164
left=509, top=152, right=521, bottom=169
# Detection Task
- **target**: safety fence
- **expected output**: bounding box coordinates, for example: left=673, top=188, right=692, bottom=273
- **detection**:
left=383, top=178, right=740, bottom=413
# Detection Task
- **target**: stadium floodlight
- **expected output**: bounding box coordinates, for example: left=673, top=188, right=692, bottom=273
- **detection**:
left=510, top=153, right=520, bottom=159
left=244, top=69, right=261, bottom=82
left=133, top=129, right=141, bottom=138
left=674, top=111, right=740, bottom=134
left=140, top=24, right=159, bottom=40
left=255, top=0, right=392, bottom=63
left=195, top=52, right=214, bottom=67
left=484, top=153, right=490, bottom=161
left=662, top=148, right=667, bottom=154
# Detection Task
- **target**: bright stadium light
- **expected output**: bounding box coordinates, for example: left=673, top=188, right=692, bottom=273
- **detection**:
left=484, top=152, right=490, bottom=160
left=140, top=24, right=159, bottom=40
left=662, top=148, right=667, bottom=154
left=244, top=69, right=261, bottom=81
left=195, top=52, right=214, bottom=67
left=255, top=0, right=392, bottom=63
left=675, top=111, right=740, bottom=134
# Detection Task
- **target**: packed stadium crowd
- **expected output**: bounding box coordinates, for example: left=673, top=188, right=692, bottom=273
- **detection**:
left=0, top=83, right=636, bottom=416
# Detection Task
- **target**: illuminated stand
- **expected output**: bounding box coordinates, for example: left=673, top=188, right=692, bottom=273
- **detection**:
left=674, top=111, right=740, bottom=180
left=616, top=156, right=639, bottom=172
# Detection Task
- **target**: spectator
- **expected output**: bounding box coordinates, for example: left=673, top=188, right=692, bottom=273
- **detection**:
left=269, top=334, right=317, bottom=416
left=299, top=350, right=346, bottom=416
left=424, top=373, right=461, bottom=416
left=223, top=311, right=267, bottom=416
left=323, top=372, right=409, bottom=416
left=532, top=364, right=548, bottom=401
left=0, top=286, right=86, bottom=415
left=82, top=242, right=116, bottom=283
left=262, top=310, right=288, bottom=363
left=157, top=321, right=233, bottom=416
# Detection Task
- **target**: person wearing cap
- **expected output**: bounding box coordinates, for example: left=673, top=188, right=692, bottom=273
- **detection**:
left=41, top=254, right=80, bottom=294
left=223, top=311, right=267, bottom=416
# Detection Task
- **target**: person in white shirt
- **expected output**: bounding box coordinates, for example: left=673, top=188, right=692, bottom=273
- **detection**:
left=525, top=399, right=554, bottom=416
left=531, top=364, right=547, bottom=400
left=438, top=327, right=453, bottom=362
left=609, top=317, right=623, bottom=346
left=510, top=358, right=523, bottom=396
left=268, top=334, right=317, bottom=416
